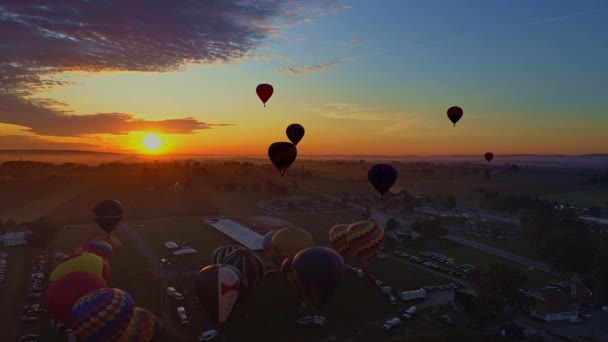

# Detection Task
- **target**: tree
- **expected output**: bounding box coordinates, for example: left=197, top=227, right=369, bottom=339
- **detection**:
left=592, top=240, right=608, bottom=305
left=588, top=206, right=602, bottom=217
left=538, top=229, right=594, bottom=280
left=445, top=196, right=456, bottom=209
left=466, top=262, right=527, bottom=316
left=411, top=218, right=447, bottom=240
left=521, top=207, right=585, bottom=246
left=26, top=218, right=62, bottom=251
left=0, top=220, right=4, bottom=235
left=386, top=218, right=400, bottom=231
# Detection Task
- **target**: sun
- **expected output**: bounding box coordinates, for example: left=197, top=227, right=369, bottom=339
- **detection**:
left=142, top=134, right=162, bottom=152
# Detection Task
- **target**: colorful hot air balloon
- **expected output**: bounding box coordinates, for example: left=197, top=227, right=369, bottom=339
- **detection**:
left=76, top=240, right=113, bottom=261
left=328, top=224, right=350, bottom=257
left=292, top=247, right=344, bottom=309
left=271, top=227, right=314, bottom=264
left=268, top=142, right=297, bottom=176
left=194, top=264, right=241, bottom=327
left=93, top=200, right=124, bottom=235
left=118, top=307, right=164, bottom=342
left=262, top=230, right=277, bottom=257
left=71, top=288, right=135, bottom=342
left=281, top=257, right=303, bottom=299
left=44, top=272, right=108, bottom=328
left=256, top=83, right=274, bottom=107
left=484, top=152, right=494, bottom=163
left=222, top=250, right=265, bottom=299
left=94, top=235, right=122, bottom=249
left=286, top=124, right=305, bottom=146
left=368, top=164, right=398, bottom=199
left=50, top=252, right=111, bottom=283
left=210, top=245, right=244, bottom=265
left=447, top=106, right=463, bottom=127
left=346, top=220, right=385, bottom=264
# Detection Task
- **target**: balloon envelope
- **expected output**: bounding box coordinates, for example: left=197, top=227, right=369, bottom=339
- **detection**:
left=328, top=224, right=351, bottom=257
left=262, top=230, right=278, bottom=257
left=194, top=264, right=241, bottom=327
left=286, top=124, right=305, bottom=146
left=256, top=83, right=274, bottom=106
left=346, top=220, right=385, bottom=264
left=94, top=235, right=122, bottom=249
left=50, top=252, right=111, bottom=283
left=44, top=271, right=108, bottom=328
left=368, top=164, right=398, bottom=199
left=76, top=240, right=113, bottom=261
left=268, top=142, right=297, bottom=176
left=271, top=227, right=314, bottom=263
left=292, top=247, right=344, bottom=309
left=484, top=152, right=494, bottom=163
left=93, top=200, right=124, bottom=235
left=222, top=250, right=265, bottom=298
left=118, top=307, right=164, bottom=342
left=71, top=288, right=135, bottom=342
left=210, top=245, right=244, bottom=264
left=447, top=106, right=463, bottom=126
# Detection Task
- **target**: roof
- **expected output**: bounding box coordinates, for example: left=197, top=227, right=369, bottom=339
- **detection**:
left=211, top=218, right=264, bottom=250
left=579, top=216, right=608, bottom=225
left=528, top=288, right=577, bottom=315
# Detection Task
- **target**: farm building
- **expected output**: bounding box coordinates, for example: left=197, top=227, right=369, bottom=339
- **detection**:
left=525, top=283, right=593, bottom=322
left=210, top=218, right=264, bottom=250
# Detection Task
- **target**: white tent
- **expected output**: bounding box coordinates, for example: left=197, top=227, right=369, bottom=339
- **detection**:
left=211, top=218, right=264, bottom=250
left=165, top=241, right=179, bottom=249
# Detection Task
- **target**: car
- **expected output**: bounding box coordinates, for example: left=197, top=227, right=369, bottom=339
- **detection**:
left=27, top=292, right=42, bottom=299
left=602, top=306, right=608, bottom=313
left=440, top=314, right=453, bottom=325
left=20, top=316, right=38, bottom=323
left=199, top=329, right=220, bottom=341
left=18, top=334, right=40, bottom=341
left=173, top=292, right=185, bottom=300
left=568, top=318, right=583, bottom=323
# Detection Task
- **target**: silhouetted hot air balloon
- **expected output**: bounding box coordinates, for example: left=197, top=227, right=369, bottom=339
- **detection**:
left=71, top=288, right=135, bottom=342
left=271, top=227, right=314, bottom=264
left=222, top=250, right=265, bottom=299
left=281, top=256, right=305, bottom=300
left=210, top=245, right=245, bottom=265
left=50, top=252, right=111, bottom=284
left=292, top=247, right=344, bottom=309
left=256, top=83, right=274, bottom=107
left=328, top=224, right=350, bottom=257
left=268, top=142, right=297, bottom=176
left=346, top=220, right=384, bottom=265
left=447, top=106, right=463, bottom=127
left=286, top=124, right=305, bottom=146
left=44, top=271, right=108, bottom=328
left=75, top=240, right=113, bottom=261
left=262, top=230, right=277, bottom=257
left=368, top=164, right=398, bottom=199
left=484, top=152, right=494, bottom=163
left=118, top=307, right=164, bottom=342
left=93, top=200, right=124, bottom=235
left=194, top=264, right=241, bottom=328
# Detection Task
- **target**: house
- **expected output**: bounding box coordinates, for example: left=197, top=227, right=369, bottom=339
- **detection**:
left=526, top=283, right=593, bottom=322
left=0, top=231, right=28, bottom=247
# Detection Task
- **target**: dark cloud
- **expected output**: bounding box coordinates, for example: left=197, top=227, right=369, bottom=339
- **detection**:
left=0, top=134, right=101, bottom=150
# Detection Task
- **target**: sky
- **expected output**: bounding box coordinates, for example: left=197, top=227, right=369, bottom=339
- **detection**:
left=1, top=0, right=607, bottom=156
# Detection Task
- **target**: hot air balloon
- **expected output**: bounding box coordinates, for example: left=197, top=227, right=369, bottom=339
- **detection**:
left=484, top=152, right=494, bottom=163
left=222, top=250, right=265, bottom=299
left=94, top=235, right=122, bottom=249
left=256, top=83, right=274, bottom=107
left=194, top=264, right=241, bottom=328
left=368, top=164, right=398, bottom=199
left=271, top=227, right=314, bottom=264
left=281, top=257, right=304, bottom=299
left=447, top=106, right=463, bottom=126
left=262, top=230, right=277, bottom=257
left=44, top=272, right=108, bottom=328
left=75, top=240, right=113, bottom=261
left=346, top=220, right=384, bottom=264
left=71, top=288, right=135, bottom=342
left=210, top=245, right=244, bottom=265
left=118, top=307, right=164, bottom=342
left=292, top=247, right=344, bottom=309
left=286, top=124, right=305, bottom=146
left=93, top=200, right=124, bottom=235
left=328, top=224, right=350, bottom=257
left=50, top=252, right=111, bottom=283
left=268, top=142, right=297, bottom=176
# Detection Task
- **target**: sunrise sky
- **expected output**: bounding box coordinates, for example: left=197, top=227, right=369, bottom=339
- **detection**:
left=1, top=0, right=607, bottom=156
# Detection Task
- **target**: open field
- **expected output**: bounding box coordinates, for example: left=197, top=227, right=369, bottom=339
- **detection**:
left=464, top=237, right=539, bottom=260
left=543, top=187, right=608, bottom=206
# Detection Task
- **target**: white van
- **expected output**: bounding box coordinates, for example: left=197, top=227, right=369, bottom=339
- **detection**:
left=177, top=306, right=189, bottom=325
left=199, top=329, right=220, bottom=341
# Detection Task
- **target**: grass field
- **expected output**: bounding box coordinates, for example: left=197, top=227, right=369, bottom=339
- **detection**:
left=543, top=187, right=608, bottom=206
left=465, top=237, right=539, bottom=260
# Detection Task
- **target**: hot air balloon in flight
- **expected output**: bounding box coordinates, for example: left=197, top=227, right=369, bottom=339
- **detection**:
left=118, top=307, right=164, bottom=342
left=93, top=200, right=124, bottom=236
left=71, top=288, right=135, bottom=342
left=447, top=106, right=463, bottom=127
left=268, top=142, right=297, bottom=176
left=49, top=252, right=111, bottom=284
left=328, top=224, right=350, bottom=257
left=271, top=227, right=314, bottom=264
left=75, top=240, right=113, bottom=261
left=194, top=264, right=241, bottom=328
left=222, top=249, right=265, bottom=299
left=346, top=220, right=384, bottom=265
left=256, top=83, right=274, bottom=107
left=286, top=124, right=305, bottom=146
left=368, top=164, right=398, bottom=199
left=44, top=271, right=108, bottom=328
left=210, top=245, right=245, bottom=265
left=484, top=152, right=494, bottom=163
left=292, top=247, right=344, bottom=309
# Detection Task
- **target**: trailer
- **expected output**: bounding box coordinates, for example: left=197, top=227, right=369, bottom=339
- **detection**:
left=400, top=289, right=426, bottom=301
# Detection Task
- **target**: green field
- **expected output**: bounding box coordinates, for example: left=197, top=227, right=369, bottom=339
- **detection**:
left=465, top=237, right=539, bottom=260
left=543, top=187, right=608, bottom=206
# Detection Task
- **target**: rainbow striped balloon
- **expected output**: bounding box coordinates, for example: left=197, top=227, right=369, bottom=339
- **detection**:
left=328, top=224, right=350, bottom=257
left=117, top=307, right=163, bottom=342
left=76, top=240, right=113, bottom=261
left=210, top=245, right=244, bottom=264
left=71, top=288, right=135, bottom=342
left=346, top=220, right=384, bottom=263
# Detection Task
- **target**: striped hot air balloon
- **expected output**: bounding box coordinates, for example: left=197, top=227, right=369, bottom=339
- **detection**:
left=210, top=245, right=244, bottom=264
left=328, top=224, right=350, bottom=257
left=222, top=250, right=265, bottom=299
left=280, top=257, right=304, bottom=300
left=346, top=220, right=384, bottom=264
left=76, top=240, right=113, bottom=261
left=50, top=252, right=111, bottom=284
left=118, top=307, right=164, bottom=342
left=71, top=288, right=135, bottom=342
left=271, top=227, right=313, bottom=265
left=292, top=247, right=344, bottom=309
left=194, top=264, right=241, bottom=328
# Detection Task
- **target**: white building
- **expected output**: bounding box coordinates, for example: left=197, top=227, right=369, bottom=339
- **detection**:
left=0, top=231, right=28, bottom=247
left=210, top=218, right=264, bottom=250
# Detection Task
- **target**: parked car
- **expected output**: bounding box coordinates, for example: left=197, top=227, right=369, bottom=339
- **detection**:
left=18, top=334, right=40, bottom=341
left=198, top=329, right=220, bottom=341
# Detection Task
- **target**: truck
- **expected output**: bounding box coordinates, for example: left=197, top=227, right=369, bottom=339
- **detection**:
left=400, top=289, right=426, bottom=301
left=375, top=279, right=384, bottom=288
left=383, top=317, right=402, bottom=331
left=177, top=306, right=189, bottom=325
left=402, top=306, right=417, bottom=319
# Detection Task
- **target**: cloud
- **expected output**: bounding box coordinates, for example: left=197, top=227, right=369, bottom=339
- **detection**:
left=305, top=102, right=405, bottom=122
left=279, top=50, right=388, bottom=75
left=0, top=134, right=101, bottom=150
left=337, top=38, right=363, bottom=46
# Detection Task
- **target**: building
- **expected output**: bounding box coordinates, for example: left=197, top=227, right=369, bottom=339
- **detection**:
left=209, top=218, right=264, bottom=250
left=526, top=283, right=593, bottom=322
left=0, top=231, right=28, bottom=247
